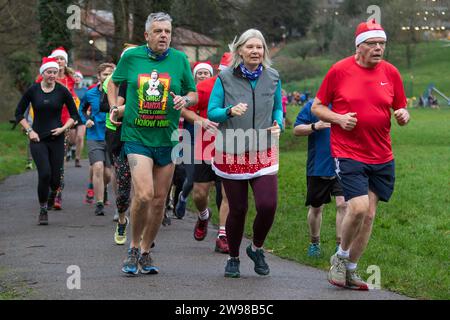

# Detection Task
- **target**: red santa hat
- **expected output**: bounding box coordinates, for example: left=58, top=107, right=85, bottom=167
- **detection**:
left=193, top=61, right=214, bottom=77
left=219, top=52, right=232, bottom=71
left=49, top=46, right=69, bottom=62
left=355, top=19, right=387, bottom=47
left=39, top=57, right=59, bottom=74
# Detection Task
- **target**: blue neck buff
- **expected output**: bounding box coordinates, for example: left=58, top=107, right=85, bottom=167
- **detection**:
left=239, top=63, right=263, bottom=80
left=146, top=45, right=170, bottom=61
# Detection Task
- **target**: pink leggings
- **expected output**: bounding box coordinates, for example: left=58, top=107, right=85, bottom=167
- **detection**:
left=222, top=174, right=278, bottom=257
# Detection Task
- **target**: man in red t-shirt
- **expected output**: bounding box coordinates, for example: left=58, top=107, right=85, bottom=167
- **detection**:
left=312, top=20, right=410, bottom=291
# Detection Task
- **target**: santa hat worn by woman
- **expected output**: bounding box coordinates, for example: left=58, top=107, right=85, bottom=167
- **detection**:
left=39, top=57, right=59, bottom=75
left=49, top=46, right=69, bottom=62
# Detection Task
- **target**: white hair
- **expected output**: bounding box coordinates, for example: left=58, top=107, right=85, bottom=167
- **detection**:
left=145, top=12, right=173, bottom=32
left=230, top=29, right=272, bottom=69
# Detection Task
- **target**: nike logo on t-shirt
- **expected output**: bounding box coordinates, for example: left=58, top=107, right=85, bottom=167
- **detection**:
left=380, top=82, right=389, bottom=86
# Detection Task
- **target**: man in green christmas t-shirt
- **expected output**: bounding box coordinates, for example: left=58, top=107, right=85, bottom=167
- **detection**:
left=108, top=12, right=197, bottom=276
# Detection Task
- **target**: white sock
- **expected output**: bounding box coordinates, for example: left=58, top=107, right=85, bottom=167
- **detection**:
left=199, top=209, right=209, bottom=221
left=337, top=246, right=350, bottom=258
left=218, top=226, right=226, bottom=239
left=346, top=262, right=357, bottom=271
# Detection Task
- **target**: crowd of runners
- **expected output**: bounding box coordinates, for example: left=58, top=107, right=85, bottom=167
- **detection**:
left=15, top=12, right=410, bottom=291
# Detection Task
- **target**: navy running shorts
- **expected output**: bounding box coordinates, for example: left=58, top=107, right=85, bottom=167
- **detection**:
left=334, top=158, right=395, bottom=202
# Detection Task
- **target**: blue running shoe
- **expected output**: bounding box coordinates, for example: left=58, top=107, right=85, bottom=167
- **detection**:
left=246, top=244, right=270, bottom=276
left=122, top=247, right=140, bottom=275
left=139, top=252, right=159, bottom=275
left=174, top=193, right=186, bottom=219
left=307, top=243, right=322, bottom=258
left=224, top=257, right=240, bottom=278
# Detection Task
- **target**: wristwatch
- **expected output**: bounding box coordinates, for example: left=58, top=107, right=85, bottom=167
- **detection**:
left=311, top=123, right=317, bottom=131
left=183, top=96, right=191, bottom=106
left=226, top=106, right=234, bottom=118
left=25, top=127, right=33, bottom=135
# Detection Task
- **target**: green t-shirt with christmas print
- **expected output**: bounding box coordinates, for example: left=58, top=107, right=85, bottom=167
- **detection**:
left=111, top=46, right=196, bottom=147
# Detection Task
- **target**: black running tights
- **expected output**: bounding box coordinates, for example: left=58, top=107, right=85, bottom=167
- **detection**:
left=30, top=136, right=65, bottom=204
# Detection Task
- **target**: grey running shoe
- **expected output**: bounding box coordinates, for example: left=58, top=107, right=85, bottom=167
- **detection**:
left=121, top=247, right=140, bottom=275
left=346, top=269, right=369, bottom=290
left=246, top=244, right=270, bottom=276
left=95, top=203, right=105, bottom=216
left=139, top=252, right=159, bottom=275
left=162, top=211, right=172, bottom=226
left=38, top=208, right=48, bottom=226
left=328, top=253, right=348, bottom=288
left=224, top=257, right=240, bottom=278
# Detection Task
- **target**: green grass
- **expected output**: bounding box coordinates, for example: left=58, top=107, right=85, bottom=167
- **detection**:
left=0, top=123, right=29, bottom=181
left=207, top=107, right=449, bottom=300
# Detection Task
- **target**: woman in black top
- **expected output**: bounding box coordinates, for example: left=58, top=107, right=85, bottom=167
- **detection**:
left=15, top=57, right=79, bottom=225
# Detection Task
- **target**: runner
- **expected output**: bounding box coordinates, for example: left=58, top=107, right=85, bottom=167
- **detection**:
left=15, top=57, right=78, bottom=225
left=108, top=12, right=197, bottom=275
left=79, top=63, right=115, bottom=216
left=312, top=20, right=410, bottom=290
left=73, top=70, right=88, bottom=167
left=208, top=29, right=283, bottom=278
left=182, top=56, right=232, bottom=254
left=293, top=99, right=347, bottom=258
left=45, top=47, right=77, bottom=210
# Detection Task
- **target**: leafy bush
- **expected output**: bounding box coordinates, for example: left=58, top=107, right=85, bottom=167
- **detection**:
left=273, top=56, right=321, bottom=83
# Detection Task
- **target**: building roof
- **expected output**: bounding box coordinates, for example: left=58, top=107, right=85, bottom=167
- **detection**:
left=171, top=27, right=220, bottom=47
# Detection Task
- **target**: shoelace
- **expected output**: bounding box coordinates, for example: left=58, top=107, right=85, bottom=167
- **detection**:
left=117, top=223, right=126, bottom=236
left=127, top=249, right=139, bottom=265
left=349, top=270, right=363, bottom=281
left=255, top=250, right=267, bottom=266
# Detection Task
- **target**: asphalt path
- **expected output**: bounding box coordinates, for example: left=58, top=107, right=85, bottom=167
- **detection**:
left=0, top=160, right=409, bottom=300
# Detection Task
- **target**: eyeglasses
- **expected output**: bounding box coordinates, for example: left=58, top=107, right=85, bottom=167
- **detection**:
left=362, top=41, right=387, bottom=48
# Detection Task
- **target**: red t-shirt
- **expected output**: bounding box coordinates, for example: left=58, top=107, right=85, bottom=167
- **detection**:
left=188, top=76, right=217, bottom=161
left=316, top=56, right=407, bottom=164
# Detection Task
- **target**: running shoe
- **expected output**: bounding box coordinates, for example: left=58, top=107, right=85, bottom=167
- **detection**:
left=38, top=208, right=48, bottom=226
left=75, top=159, right=82, bottom=168
left=25, top=161, right=33, bottom=170
left=95, top=203, right=105, bottom=216
left=53, top=191, right=62, bottom=210
left=215, top=236, right=229, bottom=254
left=114, top=216, right=128, bottom=245
left=84, top=188, right=94, bottom=204
left=138, top=252, right=159, bottom=275
left=194, top=210, right=210, bottom=241
left=346, top=269, right=369, bottom=291
left=328, top=253, right=348, bottom=288
left=47, top=191, right=56, bottom=211
left=174, top=192, right=186, bottom=219
left=162, top=211, right=172, bottom=226
left=121, top=247, right=140, bottom=275
left=246, top=244, right=270, bottom=276
left=224, top=257, right=240, bottom=278
left=307, top=243, right=322, bottom=258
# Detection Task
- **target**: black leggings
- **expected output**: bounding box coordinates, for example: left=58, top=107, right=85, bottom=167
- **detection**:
left=30, top=136, right=65, bottom=204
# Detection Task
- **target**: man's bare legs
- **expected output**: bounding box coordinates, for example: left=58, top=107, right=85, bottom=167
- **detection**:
left=140, top=162, right=175, bottom=253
